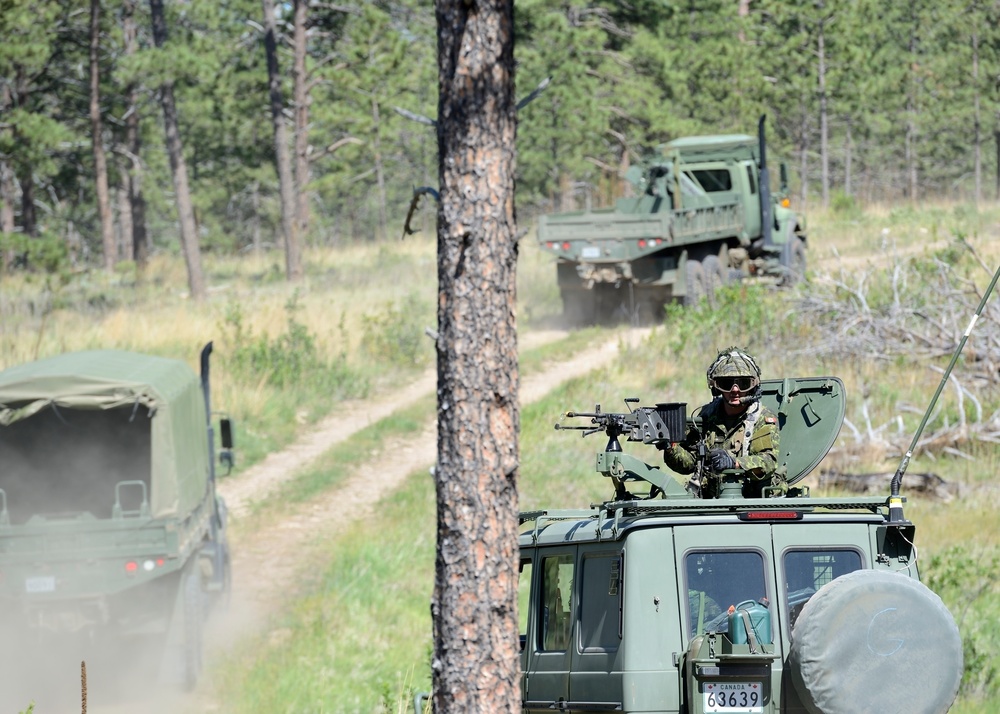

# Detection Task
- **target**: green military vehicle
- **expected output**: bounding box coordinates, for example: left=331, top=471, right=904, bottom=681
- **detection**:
left=518, top=377, right=963, bottom=714
left=537, top=117, right=806, bottom=324
left=0, top=344, right=233, bottom=691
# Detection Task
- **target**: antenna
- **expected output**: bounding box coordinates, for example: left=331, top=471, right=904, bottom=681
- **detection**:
left=888, top=261, right=1000, bottom=522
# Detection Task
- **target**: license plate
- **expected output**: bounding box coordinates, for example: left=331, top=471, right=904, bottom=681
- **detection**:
left=581, top=246, right=601, bottom=258
left=703, top=681, right=763, bottom=713
left=25, top=576, right=56, bottom=594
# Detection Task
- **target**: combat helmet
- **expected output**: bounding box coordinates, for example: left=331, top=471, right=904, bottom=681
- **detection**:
left=706, top=346, right=761, bottom=401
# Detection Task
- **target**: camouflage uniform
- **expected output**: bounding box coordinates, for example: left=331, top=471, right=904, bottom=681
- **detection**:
left=663, top=346, right=783, bottom=498
left=663, top=398, right=781, bottom=495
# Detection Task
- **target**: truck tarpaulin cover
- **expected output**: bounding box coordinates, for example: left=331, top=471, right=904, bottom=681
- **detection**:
left=0, top=350, right=209, bottom=520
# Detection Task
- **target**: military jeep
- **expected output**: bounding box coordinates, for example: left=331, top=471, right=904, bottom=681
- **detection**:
left=518, top=377, right=963, bottom=714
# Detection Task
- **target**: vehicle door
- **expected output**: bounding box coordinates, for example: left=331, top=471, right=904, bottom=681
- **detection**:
left=569, top=545, right=624, bottom=709
left=739, top=160, right=762, bottom=240
left=522, top=548, right=574, bottom=712
left=771, top=524, right=868, bottom=709
left=674, top=524, right=776, bottom=714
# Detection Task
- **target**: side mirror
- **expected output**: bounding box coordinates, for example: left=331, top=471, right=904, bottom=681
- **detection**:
left=220, top=418, right=234, bottom=449
left=219, top=418, right=234, bottom=475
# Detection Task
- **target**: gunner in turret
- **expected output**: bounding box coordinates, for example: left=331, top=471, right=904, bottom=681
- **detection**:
left=662, top=347, right=782, bottom=497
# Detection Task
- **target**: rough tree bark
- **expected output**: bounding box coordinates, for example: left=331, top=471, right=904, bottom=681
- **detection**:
left=261, top=0, right=302, bottom=281
left=122, top=0, right=149, bottom=271
left=90, top=0, right=116, bottom=271
left=432, top=0, right=520, bottom=712
left=293, top=0, right=310, bottom=241
left=149, top=0, right=206, bottom=300
left=817, top=14, right=829, bottom=208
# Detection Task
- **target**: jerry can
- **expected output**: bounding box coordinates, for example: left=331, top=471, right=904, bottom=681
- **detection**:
left=728, top=599, right=772, bottom=646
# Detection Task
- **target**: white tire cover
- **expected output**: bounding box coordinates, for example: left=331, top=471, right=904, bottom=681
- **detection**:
left=788, top=569, right=962, bottom=714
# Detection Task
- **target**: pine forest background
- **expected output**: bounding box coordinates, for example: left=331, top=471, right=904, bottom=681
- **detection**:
left=3, top=0, right=1000, bottom=284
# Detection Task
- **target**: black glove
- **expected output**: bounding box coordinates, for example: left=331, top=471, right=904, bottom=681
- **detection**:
left=707, top=448, right=736, bottom=472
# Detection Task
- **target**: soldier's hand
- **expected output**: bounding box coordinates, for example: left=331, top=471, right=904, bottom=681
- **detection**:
left=707, top=448, right=736, bottom=472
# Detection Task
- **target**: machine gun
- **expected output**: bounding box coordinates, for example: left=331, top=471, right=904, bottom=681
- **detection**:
left=555, top=399, right=687, bottom=452
left=556, top=400, right=690, bottom=501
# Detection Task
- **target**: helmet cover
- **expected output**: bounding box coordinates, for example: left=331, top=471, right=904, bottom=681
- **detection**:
left=706, top=347, right=761, bottom=393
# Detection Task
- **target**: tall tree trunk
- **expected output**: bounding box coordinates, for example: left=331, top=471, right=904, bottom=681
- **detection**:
left=293, top=0, right=310, bottom=241
left=844, top=120, right=853, bottom=198
left=149, top=0, right=206, bottom=300
left=433, top=0, right=519, bottom=712
left=261, top=0, right=302, bottom=281
left=818, top=17, right=829, bottom=208
left=0, top=74, right=14, bottom=270
left=972, top=23, right=981, bottom=206
left=0, top=161, right=13, bottom=271
left=905, top=17, right=918, bottom=203
left=90, top=0, right=116, bottom=271
left=14, top=68, right=37, bottom=238
left=372, top=95, right=387, bottom=241
left=737, top=0, right=750, bottom=41
left=116, top=173, right=132, bottom=263
left=123, top=0, right=149, bottom=271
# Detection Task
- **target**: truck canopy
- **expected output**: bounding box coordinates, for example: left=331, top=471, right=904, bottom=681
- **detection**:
left=0, top=350, right=210, bottom=521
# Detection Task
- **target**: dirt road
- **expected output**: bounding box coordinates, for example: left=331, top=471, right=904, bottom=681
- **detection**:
left=185, top=327, right=651, bottom=707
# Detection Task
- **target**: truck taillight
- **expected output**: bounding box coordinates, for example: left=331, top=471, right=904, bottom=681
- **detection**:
left=125, top=558, right=166, bottom=574
left=561, top=241, right=571, bottom=251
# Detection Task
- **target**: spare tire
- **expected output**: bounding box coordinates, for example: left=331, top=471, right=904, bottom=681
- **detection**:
left=788, top=569, right=962, bottom=714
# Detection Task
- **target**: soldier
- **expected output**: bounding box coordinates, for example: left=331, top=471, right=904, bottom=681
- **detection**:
left=662, top=346, right=782, bottom=497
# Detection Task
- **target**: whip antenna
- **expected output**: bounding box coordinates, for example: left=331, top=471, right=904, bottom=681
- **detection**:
left=889, top=261, right=1000, bottom=522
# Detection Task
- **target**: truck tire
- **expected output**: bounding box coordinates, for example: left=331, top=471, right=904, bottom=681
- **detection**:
left=561, top=287, right=597, bottom=327
left=701, top=255, right=726, bottom=305
left=788, top=569, right=962, bottom=714
left=181, top=566, right=204, bottom=691
left=683, top=260, right=706, bottom=307
left=785, top=236, right=807, bottom=285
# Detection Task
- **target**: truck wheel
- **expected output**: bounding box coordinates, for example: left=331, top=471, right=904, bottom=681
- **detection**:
left=561, top=287, right=597, bottom=327
left=181, top=566, right=204, bottom=691
left=788, top=569, right=962, bottom=714
left=786, top=236, right=807, bottom=285
left=683, top=260, right=706, bottom=307
left=701, top=255, right=726, bottom=305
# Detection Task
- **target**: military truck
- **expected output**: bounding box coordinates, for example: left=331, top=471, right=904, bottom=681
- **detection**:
left=518, top=377, right=964, bottom=714
left=0, top=344, right=233, bottom=690
left=536, top=117, right=806, bottom=324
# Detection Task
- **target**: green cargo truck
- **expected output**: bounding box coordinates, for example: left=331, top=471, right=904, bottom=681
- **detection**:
left=0, top=344, right=233, bottom=690
left=519, top=378, right=963, bottom=713
left=537, top=117, right=807, bottom=324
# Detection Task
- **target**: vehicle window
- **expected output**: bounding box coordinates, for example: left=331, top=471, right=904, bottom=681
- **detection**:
left=690, top=168, right=733, bottom=192
left=540, top=554, right=574, bottom=651
left=685, top=551, right=767, bottom=637
left=579, top=554, right=622, bottom=651
left=519, top=558, right=533, bottom=651
left=783, top=550, right=863, bottom=628
left=746, top=165, right=757, bottom=195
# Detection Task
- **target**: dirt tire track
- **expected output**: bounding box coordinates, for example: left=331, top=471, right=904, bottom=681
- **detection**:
left=205, top=328, right=652, bottom=671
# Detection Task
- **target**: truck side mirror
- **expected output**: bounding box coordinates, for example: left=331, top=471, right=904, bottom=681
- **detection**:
left=219, top=418, right=234, bottom=475
left=220, top=418, right=234, bottom=449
